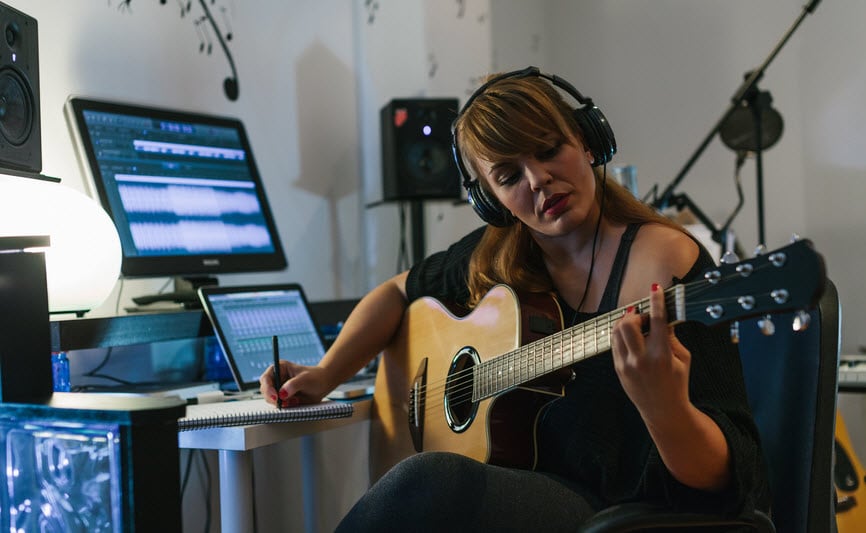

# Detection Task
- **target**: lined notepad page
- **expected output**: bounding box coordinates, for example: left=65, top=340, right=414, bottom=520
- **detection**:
left=178, top=398, right=353, bottom=431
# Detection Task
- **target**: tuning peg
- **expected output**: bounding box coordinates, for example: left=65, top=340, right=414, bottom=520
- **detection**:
left=753, top=244, right=767, bottom=257
left=792, top=310, right=811, bottom=332
left=721, top=250, right=739, bottom=264
left=730, top=321, right=740, bottom=344
left=758, top=314, right=776, bottom=336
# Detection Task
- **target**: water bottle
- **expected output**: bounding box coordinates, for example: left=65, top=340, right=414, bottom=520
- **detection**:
left=51, top=351, right=71, bottom=392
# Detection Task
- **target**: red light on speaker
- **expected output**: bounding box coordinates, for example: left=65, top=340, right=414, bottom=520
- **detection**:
left=393, top=108, right=408, bottom=128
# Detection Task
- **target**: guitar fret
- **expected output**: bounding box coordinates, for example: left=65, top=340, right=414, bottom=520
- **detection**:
left=517, top=346, right=524, bottom=385
left=501, top=355, right=509, bottom=389
left=494, top=357, right=501, bottom=391
left=532, top=338, right=538, bottom=375
left=472, top=365, right=478, bottom=401
left=479, top=297, right=637, bottom=399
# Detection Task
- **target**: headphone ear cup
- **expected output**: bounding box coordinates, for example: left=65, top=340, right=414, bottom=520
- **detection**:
left=573, top=105, right=616, bottom=167
left=466, top=180, right=515, bottom=227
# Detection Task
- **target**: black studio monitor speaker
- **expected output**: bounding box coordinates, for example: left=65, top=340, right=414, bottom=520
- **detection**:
left=0, top=238, right=52, bottom=403
left=381, top=98, right=461, bottom=202
left=0, top=2, right=40, bottom=174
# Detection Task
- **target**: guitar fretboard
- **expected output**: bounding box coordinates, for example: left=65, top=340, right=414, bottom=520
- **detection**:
left=473, top=286, right=686, bottom=401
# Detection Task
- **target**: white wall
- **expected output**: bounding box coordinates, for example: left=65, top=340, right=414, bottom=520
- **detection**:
left=23, top=0, right=365, bottom=316
left=545, top=0, right=865, bottom=355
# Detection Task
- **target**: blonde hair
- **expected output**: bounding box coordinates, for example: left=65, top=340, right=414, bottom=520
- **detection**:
left=454, top=73, right=686, bottom=307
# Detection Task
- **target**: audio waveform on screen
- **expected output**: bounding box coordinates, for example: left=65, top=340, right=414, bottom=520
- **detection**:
left=118, top=183, right=262, bottom=216
left=128, top=220, right=273, bottom=253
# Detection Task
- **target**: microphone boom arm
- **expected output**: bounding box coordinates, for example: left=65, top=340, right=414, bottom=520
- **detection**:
left=653, top=1, right=821, bottom=211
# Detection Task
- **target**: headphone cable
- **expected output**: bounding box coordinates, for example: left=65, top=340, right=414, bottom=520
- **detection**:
left=571, top=165, right=608, bottom=324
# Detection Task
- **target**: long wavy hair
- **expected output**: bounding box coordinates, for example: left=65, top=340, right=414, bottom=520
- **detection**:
left=453, top=73, right=686, bottom=307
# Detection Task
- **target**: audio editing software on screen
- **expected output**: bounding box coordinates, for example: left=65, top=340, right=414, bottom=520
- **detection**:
left=81, top=109, right=276, bottom=258
left=207, top=289, right=326, bottom=385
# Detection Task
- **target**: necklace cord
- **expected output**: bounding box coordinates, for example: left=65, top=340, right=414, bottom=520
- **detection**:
left=572, top=165, right=608, bottom=323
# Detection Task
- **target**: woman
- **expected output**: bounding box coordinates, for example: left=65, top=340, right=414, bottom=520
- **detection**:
left=261, top=68, right=770, bottom=530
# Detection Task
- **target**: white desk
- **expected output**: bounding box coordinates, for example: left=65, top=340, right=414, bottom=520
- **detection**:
left=177, top=398, right=371, bottom=533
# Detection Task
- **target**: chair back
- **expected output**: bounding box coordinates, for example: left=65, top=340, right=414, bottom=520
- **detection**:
left=739, top=278, right=840, bottom=533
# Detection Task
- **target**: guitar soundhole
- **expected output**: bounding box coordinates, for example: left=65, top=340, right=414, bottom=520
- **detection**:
left=445, top=347, right=479, bottom=433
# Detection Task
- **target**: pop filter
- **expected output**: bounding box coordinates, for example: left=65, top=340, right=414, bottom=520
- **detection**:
left=719, top=92, right=784, bottom=152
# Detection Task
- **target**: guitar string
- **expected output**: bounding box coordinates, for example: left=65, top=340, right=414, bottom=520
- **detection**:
left=415, top=309, right=623, bottom=412
left=419, top=282, right=787, bottom=413
left=428, top=254, right=794, bottom=408
left=417, top=279, right=730, bottom=411
left=411, top=259, right=789, bottom=412
left=418, top=284, right=689, bottom=408
left=416, top=290, right=644, bottom=411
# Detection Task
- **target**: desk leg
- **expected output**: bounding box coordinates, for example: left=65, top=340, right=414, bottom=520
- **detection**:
left=219, top=449, right=254, bottom=533
left=301, top=435, right=317, bottom=533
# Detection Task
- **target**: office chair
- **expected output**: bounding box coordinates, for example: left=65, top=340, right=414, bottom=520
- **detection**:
left=580, top=278, right=841, bottom=533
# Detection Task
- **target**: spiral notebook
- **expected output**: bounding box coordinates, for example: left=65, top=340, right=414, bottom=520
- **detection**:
left=178, top=398, right=353, bottom=431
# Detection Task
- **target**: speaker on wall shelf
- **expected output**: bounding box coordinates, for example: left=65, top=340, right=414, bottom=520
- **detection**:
left=0, top=2, right=40, bottom=175
left=381, top=98, right=461, bottom=202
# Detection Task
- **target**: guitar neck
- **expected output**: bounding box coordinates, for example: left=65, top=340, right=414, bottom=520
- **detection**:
left=471, top=239, right=825, bottom=400
left=474, top=286, right=685, bottom=400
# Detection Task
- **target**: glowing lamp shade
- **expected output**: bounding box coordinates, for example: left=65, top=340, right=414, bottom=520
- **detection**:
left=0, top=175, right=122, bottom=313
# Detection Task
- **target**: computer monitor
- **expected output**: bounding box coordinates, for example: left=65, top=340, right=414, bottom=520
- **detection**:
left=64, top=97, right=287, bottom=303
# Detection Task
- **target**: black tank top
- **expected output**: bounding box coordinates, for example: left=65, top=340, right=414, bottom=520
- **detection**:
left=562, top=222, right=642, bottom=323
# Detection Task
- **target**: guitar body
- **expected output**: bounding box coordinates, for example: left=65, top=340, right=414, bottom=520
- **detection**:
left=835, top=410, right=866, bottom=532
left=369, top=285, right=565, bottom=482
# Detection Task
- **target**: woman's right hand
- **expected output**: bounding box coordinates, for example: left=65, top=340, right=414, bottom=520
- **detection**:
left=259, top=361, right=336, bottom=407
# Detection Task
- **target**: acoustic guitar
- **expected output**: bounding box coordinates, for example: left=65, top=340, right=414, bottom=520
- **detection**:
left=370, top=239, right=826, bottom=481
left=835, top=410, right=866, bottom=532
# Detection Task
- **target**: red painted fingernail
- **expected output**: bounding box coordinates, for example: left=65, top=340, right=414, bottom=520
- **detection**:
left=278, top=389, right=289, bottom=399
left=651, top=283, right=659, bottom=292
left=270, top=393, right=278, bottom=402
left=626, top=306, right=635, bottom=314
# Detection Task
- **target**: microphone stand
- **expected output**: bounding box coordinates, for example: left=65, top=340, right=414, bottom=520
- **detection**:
left=652, top=0, right=821, bottom=245
left=749, top=88, right=770, bottom=245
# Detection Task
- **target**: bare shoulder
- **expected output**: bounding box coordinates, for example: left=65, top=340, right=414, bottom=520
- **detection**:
left=634, top=223, right=698, bottom=276
left=618, top=223, right=698, bottom=303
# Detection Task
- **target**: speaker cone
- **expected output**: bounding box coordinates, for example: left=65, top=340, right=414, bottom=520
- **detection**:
left=0, top=68, right=33, bottom=146
left=406, top=141, right=451, bottom=183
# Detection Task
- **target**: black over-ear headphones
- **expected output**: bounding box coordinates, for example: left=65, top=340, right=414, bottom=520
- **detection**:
left=451, top=66, right=617, bottom=227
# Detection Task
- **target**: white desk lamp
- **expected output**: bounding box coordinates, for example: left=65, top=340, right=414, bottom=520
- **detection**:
left=0, top=174, right=121, bottom=314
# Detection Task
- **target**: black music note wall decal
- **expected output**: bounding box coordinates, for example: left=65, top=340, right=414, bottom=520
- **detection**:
left=111, top=0, right=240, bottom=101
left=364, top=0, right=379, bottom=25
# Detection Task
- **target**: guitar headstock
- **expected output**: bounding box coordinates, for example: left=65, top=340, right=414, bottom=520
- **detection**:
left=683, top=239, right=826, bottom=331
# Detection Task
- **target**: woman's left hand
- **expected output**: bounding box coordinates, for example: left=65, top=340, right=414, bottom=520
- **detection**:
left=610, top=283, right=692, bottom=422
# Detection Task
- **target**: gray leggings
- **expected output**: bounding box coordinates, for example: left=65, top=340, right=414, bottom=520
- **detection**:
left=336, top=452, right=595, bottom=532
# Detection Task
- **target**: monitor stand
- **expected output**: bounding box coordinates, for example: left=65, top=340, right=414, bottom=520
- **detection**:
left=131, top=276, right=218, bottom=309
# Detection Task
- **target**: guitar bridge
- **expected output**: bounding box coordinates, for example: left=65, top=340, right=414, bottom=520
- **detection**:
left=408, top=358, right=427, bottom=452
